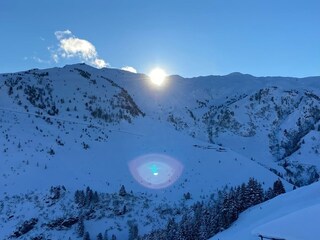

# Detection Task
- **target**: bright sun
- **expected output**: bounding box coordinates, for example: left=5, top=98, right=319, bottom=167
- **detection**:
left=149, top=68, right=167, bottom=86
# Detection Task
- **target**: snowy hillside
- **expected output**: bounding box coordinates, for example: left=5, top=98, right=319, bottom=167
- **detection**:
left=161, top=73, right=320, bottom=187
left=211, top=181, right=320, bottom=240
left=0, top=63, right=319, bottom=239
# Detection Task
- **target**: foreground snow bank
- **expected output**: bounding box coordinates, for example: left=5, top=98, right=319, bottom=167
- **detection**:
left=211, top=181, right=320, bottom=240
left=252, top=203, right=320, bottom=240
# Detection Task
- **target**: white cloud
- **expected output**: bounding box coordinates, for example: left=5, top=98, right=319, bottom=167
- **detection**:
left=50, top=30, right=135, bottom=71
left=54, top=30, right=72, bottom=40
left=59, top=38, right=97, bottom=60
left=32, top=56, right=48, bottom=63
left=47, top=46, right=59, bottom=63
left=52, top=30, right=108, bottom=68
left=52, top=53, right=59, bottom=63
left=24, top=56, right=50, bottom=64
left=94, top=58, right=108, bottom=69
left=121, top=66, right=137, bottom=73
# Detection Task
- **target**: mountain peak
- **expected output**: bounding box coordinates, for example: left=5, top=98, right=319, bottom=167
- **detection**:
left=226, top=72, right=254, bottom=78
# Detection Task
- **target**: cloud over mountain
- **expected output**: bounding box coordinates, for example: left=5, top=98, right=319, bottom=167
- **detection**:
left=53, top=30, right=108, bottom=68
left=121, top=66, right=137, bottom=73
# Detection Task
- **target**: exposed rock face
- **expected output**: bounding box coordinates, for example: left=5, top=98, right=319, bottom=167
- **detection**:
left=11, top=218, right=38, bottom=238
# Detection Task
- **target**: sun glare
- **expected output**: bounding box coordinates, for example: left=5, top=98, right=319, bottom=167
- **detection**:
left=149, top=68, right=167, bottom=86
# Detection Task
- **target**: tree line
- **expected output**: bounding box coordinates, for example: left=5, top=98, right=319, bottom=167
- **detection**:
left=140, top=178, right=285, bottom=240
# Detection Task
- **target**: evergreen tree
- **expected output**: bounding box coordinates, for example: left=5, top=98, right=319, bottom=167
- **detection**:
left=165, top=218, right=178, bottom=239
left=119, top=185, right=127, bottom=197
left=83, top=231, right=91, bottom=240
left=97, top=233, right=103, bottom=240
left=85, top=187, right=94, bottom=206
left=214, top=190, right=229, bottom=231
left=103, top=229, right=109, bottom=240
left=75, top=190, right=85, bottom=207
left=8, top=86, right=13, bottom=95
left=183, top=192, right=191, bottom=200
left=264, top=187, right=275, bottom=201
left=74, top=190, right=80, bottom=204
left=245, top=178, right=264, bottom=207
left=252, top=179, right=264, bottom=205
left=273, top=179, right=286, bottom=196
left=111, top=234, right=117, bottom=240
left=77, top=218, right=85, bottom=237
left=128, top=223, right=139, bottom=240
left=224, top=188, right=239, bottom=225
left=198, top=220, right=209, bottom=240
left=198, top=206, right=213, bottom=240
left=205, top=203, right=218, bottom=237
left=192, top=201, right=204, bottom=238
left=122, top=204, right=127, bottom=215
left=238, top=183, right=247, bottom=211
left=93, top=191, right=99, bottom=204
left=245, top=178, right=255, bottom=206
left=178, top=214, right=193, bottom=240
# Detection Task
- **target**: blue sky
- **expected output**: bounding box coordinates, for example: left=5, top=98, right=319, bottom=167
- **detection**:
left=1, top=0, right=319, bottom=77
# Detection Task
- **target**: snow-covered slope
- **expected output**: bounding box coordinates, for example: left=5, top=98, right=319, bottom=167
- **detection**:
left=211, top=181, right=320, bottom=240
left=162, top=74, right=320, bottom=186
left=0, top=64, right=319, bottom=239
left=0, top=64, right=285, bottom=196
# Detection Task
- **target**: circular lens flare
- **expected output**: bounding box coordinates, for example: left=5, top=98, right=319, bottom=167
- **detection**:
left=129, top=154, right=183, bottom=189
left=150, top=164, right=159, bottom=176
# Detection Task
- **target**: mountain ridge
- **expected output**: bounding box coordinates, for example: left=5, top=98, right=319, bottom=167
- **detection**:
left=1, top=63, right=319, bottom=239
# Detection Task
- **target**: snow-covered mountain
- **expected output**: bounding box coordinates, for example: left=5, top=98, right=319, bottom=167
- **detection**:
left=0, top=63, right=319, bottom=239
